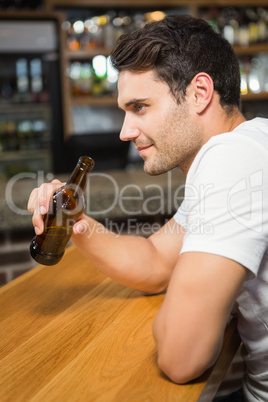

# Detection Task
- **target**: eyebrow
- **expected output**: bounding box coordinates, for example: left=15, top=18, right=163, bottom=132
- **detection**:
left=118, top=98, right=148, bottom=110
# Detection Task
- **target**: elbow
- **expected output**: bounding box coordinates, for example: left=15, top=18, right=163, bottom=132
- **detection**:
left=153, top=317, right=213, bottom=384
left=157, top=353, right=208, bottom=384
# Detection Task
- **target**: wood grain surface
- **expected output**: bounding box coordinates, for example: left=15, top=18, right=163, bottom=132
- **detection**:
left=0, top=246, right=240, bottom=402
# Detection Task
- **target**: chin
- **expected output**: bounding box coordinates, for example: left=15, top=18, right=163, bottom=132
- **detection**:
left=144, top=163, right=169, bottom=176
left=144, top=157, right=179, bottom=175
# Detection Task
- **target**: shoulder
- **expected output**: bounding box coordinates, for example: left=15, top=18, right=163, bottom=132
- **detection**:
left=188, top=118, right=268, bottom=185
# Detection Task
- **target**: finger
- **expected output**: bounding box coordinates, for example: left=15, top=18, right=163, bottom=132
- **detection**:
left=32, top=213, right=44, bottom=235
left=28, top=179, right=65, bottom=213
left=37, top=180, right=64, bottom=214
left=27, top=187, right=38, bottom=213
left=36, top=180, right=64, bottom=214
left=28, top=179, right=64, bottom=235
left=73, top=217, right=90, bottom=236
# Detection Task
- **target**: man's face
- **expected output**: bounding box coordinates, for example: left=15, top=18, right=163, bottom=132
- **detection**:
left=117, top=70, right=203, bottom=175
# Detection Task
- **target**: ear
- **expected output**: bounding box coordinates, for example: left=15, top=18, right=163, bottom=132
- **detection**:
left=190, top=73, right=214, bottom=114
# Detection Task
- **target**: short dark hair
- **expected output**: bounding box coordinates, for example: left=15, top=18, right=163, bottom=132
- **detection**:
left=110, top=14, right=241, bottom=110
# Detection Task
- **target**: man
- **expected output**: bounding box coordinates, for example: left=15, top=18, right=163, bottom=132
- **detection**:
left=28, top=15, right=268, bottom=401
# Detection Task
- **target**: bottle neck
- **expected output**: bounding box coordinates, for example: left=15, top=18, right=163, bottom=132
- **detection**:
left=67, top=156, right=94, bottom=197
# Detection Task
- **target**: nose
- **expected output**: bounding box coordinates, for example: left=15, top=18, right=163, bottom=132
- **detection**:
left=119, top=114, right=140, bottom=142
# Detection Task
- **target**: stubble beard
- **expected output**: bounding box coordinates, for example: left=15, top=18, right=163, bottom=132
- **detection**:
left=143, top=153, right=178, bottom=176
left=142, top=124, right=203, bottom=177
left=141, top=99, right=203, bottom=176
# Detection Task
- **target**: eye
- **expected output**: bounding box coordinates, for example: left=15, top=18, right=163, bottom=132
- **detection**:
left=134, top=104, right=145, bottom=113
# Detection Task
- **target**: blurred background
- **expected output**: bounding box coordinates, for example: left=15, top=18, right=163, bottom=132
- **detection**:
left=1, top=0, right=268, bottom=178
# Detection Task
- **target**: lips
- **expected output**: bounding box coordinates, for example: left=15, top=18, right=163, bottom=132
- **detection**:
left=135, top=144, right=153, bottom=154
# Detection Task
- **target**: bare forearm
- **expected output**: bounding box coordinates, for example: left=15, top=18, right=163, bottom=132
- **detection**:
left=27, top=178, right=183, bottom=293
left=71, top=215, right=170, bottom=294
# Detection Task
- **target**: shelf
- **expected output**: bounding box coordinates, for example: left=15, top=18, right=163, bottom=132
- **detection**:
left=0, top=103, right=51, bottom=113
left=195, top=0, right=268, bottom=5
left=45, top=0, right=268, bottom=7
left=0, top=149, right=51, bottom=162
left=241, top=91, right=268, bottom=101
left=71, top=95, right=118, bottom=106
left=45, top=0, right=192, bottom=8
left=233, top=43, right=268, bottom=56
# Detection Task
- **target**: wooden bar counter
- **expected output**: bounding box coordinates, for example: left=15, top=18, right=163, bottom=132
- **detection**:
left=0, top=245, right=241, bottom=402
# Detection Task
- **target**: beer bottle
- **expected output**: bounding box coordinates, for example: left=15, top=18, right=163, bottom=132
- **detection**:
left=30, top=155, right=94, bottom=265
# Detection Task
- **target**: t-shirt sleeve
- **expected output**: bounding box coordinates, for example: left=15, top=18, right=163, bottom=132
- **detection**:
left=173, top=139, right=268, bottom=279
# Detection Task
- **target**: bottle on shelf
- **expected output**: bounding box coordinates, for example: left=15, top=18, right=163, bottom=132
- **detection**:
left=30, top=58, right=43, bottom=102
left=67, top=22, right=80, bottom=51
left=239, top=54, right=268, bottom=95
left=69, top=62, right=94, bottom=96
left=259, top=54, right=268, bottom=92
left=17, top=120, right=33, bottom=150
left=30, top=155, right=95, bottom=266
left=0, top=120, right=18, bottom=152
left=203, top=6, right=268, bottom=46
left=63, top=10, right=164, bottom=54
left=91, top=54, right=107, bottom=96
left=257, top=8, right=267, bottom=43
left=248, top=57, right=261, bottom=93
left=240, top=60, right=249, bottom=95
left=68, top=55, right=118, bottom=98
left=16, top=58, right=30, bottom=103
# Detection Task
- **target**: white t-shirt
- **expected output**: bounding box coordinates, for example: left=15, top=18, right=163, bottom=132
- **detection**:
left=173, top=118, right=268, bottom=401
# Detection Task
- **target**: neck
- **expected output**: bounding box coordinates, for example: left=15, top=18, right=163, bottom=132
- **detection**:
left=181, top=108, right=246, bottom=176
left=203, top=102, right=246, bottom=141
left=216, top=108, right=245, bottom=135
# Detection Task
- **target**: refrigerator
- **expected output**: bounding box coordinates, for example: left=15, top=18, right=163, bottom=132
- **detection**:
left=0, top=13, right=64, bottom=178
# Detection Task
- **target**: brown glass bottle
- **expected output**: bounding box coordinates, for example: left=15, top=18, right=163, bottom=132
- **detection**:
left=30, top=155, right=94, bottom=265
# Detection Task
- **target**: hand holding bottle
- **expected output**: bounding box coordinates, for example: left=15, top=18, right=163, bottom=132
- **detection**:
left=28, top=179, right=64, bottom=236
left=27, top=156, right=94, bottom=265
